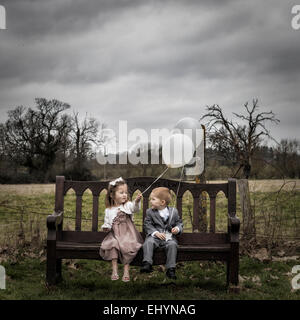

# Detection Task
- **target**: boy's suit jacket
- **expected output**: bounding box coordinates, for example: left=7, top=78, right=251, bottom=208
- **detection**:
left=143, top=206, right=183, bottom=239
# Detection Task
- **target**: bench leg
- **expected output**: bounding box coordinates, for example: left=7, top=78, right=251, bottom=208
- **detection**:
left=46, top=256, right=57, bottom=285
left=46, top=258, right=62, bottom=285
left=227, top=243, right=239, bottom=288
left=226, top=260, right=230, bottom=287
left=56, top=258, right=62, bottom=282
left=46, top=240, right=62, bottom=285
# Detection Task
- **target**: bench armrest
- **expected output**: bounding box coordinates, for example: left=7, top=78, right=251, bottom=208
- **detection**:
left=47, top=211, right=63, bottom=230
left=228, top=214, right=240, bottom=243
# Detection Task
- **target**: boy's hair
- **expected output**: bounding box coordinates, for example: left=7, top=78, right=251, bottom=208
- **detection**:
left=151, top=187, right=172, bottom=205
left=105, top=178, right=128, bottom=208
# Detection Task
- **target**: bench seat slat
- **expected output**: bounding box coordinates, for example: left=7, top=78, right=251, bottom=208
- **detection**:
left=55, top=241, right=231, bottom=263
left=56, top=241, right=230, bottom=252
left=60, top=231, right=229, bottom=244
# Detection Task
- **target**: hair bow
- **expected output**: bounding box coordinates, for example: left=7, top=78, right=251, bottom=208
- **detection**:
left=109, top=177, right=124, bottom=186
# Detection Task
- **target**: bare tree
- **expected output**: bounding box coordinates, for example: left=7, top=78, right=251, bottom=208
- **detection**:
left=54, top=119, right=73, bottom=173
left=69, top=111, right=103, bottom=177
left=1, top=106, right=37, bottom=170
left=200, top=99, right=280, bottom=178
left=34, top=98, right=72, bottom=180
left=1, top=98, right=71, bottom=181
left=274, top=139, right=300, bottom=178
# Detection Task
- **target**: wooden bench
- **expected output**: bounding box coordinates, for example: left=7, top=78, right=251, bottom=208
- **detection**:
left=46, top=176, right=240, bottom=288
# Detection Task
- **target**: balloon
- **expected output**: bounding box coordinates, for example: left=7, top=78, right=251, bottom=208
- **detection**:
left=174, top=117, right=203, bottom=148
left=162, top=133, right=195, bottom=168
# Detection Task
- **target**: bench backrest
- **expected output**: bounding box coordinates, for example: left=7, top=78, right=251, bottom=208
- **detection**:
left=55, top=176, right=236, bottom=237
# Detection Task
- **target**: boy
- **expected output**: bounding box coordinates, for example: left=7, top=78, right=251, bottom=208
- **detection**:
left=140, top=187, right=183, bottom=279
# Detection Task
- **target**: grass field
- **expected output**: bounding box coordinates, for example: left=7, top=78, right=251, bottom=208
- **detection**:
left=0, top=179, right=299, bottom=300
left=0, top=253, right=299, bottom=300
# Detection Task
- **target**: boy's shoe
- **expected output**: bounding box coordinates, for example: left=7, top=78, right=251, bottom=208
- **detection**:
left=166, top=268, right=177, bottom=280
left=140, top=262, right=153, bottom=273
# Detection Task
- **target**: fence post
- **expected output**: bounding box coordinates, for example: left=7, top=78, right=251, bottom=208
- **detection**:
left=237, top=179, right=256, bottom=241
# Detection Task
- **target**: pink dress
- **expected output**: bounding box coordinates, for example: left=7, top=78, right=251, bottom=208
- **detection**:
left=99, top=209, right=143, bottom=264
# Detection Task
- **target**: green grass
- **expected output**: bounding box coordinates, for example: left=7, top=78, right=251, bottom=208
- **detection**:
left=0, top=255, right=299, bottom=300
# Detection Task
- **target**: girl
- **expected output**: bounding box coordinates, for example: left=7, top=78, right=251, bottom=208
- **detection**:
left=99, top=177, right=144, bottom=282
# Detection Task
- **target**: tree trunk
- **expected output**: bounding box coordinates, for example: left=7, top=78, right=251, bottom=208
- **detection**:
left=243, top=163, right=251, bottom=179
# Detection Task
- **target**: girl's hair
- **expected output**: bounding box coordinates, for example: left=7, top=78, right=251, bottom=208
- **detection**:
left=105, top=177, right=128, bottom=208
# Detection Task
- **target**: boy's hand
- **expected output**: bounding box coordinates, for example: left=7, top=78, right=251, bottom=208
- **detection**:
left=155, top=232, right=166, bottom=240
left=135, top=193, right=142, bottom=203
left=103, top=228, right=111, bottom=232
left=171, top=227, right=179, bottom=235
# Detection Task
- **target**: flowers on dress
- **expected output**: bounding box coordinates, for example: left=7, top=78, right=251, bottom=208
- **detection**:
left=112, top=210, right=127, bottom=225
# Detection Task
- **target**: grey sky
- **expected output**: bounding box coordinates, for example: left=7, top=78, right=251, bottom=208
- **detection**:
left=0, top=0, right=299, bottom=150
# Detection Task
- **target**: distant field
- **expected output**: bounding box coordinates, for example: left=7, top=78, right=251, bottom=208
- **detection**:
left=0, top=183, right=56, bottom=195
left=208, top=179, right=300, bottom=192
left=1, top=179, right=299, bottom=194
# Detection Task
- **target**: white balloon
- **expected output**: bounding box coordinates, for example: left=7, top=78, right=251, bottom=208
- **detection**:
left=174, top=117, right=203, bottom=148
left=162, top=133, right=195, bottom=168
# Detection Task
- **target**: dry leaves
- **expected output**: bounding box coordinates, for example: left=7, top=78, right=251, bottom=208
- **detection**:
left=271, top=256, right=299, bottom=262
left=157, top=265, right=165, bottom=272
left=252, top=275, right=262, bottom=286
left=251, top=248, right=270, bottom=262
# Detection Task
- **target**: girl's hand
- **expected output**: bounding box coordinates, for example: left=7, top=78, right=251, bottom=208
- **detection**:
left=135, top=193, right=142, bottom=203
left=103, top=227, right=111, bottom=232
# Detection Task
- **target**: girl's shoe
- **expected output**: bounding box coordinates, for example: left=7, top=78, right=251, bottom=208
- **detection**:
left=122, top=275, right=130, bottom=282
left=111, top=273, right=119, bottom=281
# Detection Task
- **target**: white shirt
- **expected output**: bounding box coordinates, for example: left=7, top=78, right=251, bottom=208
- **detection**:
left=158, top=207, right=169, bottom=221
left=151, top=207, right=179, bottom=238
left=101, top=200, right=141, bottom=229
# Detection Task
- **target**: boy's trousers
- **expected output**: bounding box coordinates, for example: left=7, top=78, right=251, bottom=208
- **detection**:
left=142, top=236, right=178, bottom=269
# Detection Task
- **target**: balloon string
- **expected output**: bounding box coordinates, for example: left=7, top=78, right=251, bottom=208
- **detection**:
left=175, top=166, right=185, bottom=199
left=141, top=166, right=169, bottom=195
left=169, top=166, right=185, bottom=221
